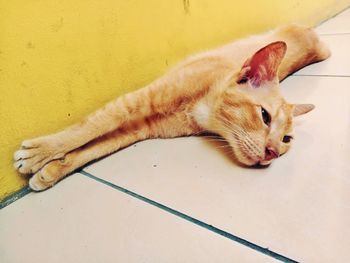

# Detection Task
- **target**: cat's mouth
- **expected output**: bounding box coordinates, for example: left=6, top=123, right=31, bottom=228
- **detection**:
left=249, top=158, right=273, bottom=167
left=234, top=138, right=279, bottom=167
left=240, top=151, right=275, bottom=167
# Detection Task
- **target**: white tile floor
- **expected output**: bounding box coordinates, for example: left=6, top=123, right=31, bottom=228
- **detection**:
left=1, top=8, right=350, bottom=263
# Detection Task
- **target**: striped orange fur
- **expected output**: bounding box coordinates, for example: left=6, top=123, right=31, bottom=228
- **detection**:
left=14, top=25, right=330, bottom=191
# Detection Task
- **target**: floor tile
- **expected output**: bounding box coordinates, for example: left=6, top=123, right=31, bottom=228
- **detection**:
left=316, top=7, right=350, bottom=34
left=84, top=76, right=350, bottom=262
left=294, top=34, right=350, bottom=76
left=0, top=174, right=276, bottom=263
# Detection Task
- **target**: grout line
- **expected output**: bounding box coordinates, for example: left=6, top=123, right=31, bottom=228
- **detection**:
left=292, top=74, right=350, bottom=78
left=80, top=170, right=298, bottom=263
left=0, top=186, right=32, bottom=209
left=319, top=32, right=350, bottom=36
left=315, top=6, right=349, bottom=28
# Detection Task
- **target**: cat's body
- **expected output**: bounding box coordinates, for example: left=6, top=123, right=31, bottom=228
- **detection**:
left=14, top=25, right=330, bottom=191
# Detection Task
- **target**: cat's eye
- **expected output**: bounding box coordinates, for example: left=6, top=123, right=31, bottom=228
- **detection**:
left=237, top=77, right=248, bottom=84
left=261, top=107, right=271, bottom=126
left=282, top=135, right=293, bottom=143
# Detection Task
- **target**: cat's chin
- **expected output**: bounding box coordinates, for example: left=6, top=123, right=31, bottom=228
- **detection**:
left=239, top=156, right=273, bottom=167
left=237, top=155, right=261, bottom=167
left=257, top=159, right=273, bottom=166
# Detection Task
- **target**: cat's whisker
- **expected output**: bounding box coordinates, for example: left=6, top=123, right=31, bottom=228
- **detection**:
left=200, top=135, right=224, bottom=139
left=218, top=120, right=262, bottom=156
left=202, top=137, right=227, bottom=141
left=205, top=141, right=228, bottom=145
left=218, top=145, right=232, bottom=149
left=212, top=146, right=232, bottom=154
left=191, top=130, right=207, bottom=136
left=215, top=124, right=262, bottom=158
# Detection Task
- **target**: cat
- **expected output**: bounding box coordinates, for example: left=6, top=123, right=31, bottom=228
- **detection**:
left=13, top=24, right=330, bottom=191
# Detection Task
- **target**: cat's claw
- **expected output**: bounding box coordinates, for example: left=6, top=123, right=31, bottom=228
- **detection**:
left=14, top=157, right=48, bottom=174
left=14, top=139, right=64, bottom=175
left=14, top=148, right=45, bottom=174
left=14, top=148, right=36, bottom=161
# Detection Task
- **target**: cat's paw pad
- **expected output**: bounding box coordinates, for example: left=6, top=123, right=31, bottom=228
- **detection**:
left=14, top=139, right=64, bottom=175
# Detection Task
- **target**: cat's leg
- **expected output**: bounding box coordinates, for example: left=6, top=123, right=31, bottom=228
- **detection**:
left=28, top=112, right=201, bottom=191
left=14, top=59, right=212, bottom=175
left=276, top=25, right=331, bottom=80
left=27, top=126, right=144, bottom=191
left=14, top=87, right=155, bottom=175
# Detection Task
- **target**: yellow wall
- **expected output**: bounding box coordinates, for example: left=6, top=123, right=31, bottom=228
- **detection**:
left=1, top=0, right=349, bottom=200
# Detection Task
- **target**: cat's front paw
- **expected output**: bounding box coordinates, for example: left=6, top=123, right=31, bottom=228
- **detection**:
left=28, top=160, right=66, bottom=191
left=14, top=138, right=64, bottom=175
left=29, top=171, right=53, bottom=191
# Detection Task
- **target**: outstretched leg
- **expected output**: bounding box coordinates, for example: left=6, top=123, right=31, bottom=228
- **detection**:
left=276, top=25, right=331, bottom=80
left=28, top=124, right=148, bottom=191
left=14, top=65, right=212, bottom=176
left=28, top=112, right=201, bottom=191
left=14, top=87, right=155, bottom=175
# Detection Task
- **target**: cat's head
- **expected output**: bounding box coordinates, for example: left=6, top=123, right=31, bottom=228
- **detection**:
left=213, top=41, right=314, bottom=166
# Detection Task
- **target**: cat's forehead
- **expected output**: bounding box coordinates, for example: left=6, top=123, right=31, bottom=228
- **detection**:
left=273, top=104, right=293, bottom=132
left=236, top=81, right=284, bottom=108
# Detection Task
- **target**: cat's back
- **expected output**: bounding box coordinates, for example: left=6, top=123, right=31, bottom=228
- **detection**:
left=149, top=24, right=326, bottom=94
left=172, top=24, right=320, bottom=73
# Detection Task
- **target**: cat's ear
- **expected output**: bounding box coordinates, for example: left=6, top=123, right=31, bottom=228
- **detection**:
left=237, top=41, right=287, bottom=87
left=293, top=104, right=315, bottom=116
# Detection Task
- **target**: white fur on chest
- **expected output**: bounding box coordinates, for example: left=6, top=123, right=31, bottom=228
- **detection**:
left=191, top=101, right=211, bottom=128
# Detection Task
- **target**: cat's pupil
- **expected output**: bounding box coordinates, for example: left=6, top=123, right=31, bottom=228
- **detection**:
left=282, top=135, right=292, bottom=143
left=261, top=107, right=271, bottom=126
left=237, top=77, right=248, bottom=84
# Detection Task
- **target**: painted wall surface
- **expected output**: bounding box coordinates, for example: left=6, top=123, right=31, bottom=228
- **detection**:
left=1, top=0, right=349, bottom=200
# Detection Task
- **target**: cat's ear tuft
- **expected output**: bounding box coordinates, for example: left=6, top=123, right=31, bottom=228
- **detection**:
left=293, top=104, right=315, bottom=117
left=237, top=41, right=287, bottom=87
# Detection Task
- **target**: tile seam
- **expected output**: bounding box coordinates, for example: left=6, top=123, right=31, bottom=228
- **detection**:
left=0, top=186, right=32, bottom=209
left=319, top=32, right=350, bottom=36
left=292, top=74, right=350, bottom=78
left=80, top=169, right=298, bottom=263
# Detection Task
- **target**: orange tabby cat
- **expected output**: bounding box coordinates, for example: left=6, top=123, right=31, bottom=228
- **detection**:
left=14, top=25, right=330, bottom=191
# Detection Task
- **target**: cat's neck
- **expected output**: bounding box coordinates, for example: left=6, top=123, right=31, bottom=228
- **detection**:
left=190, top=77, right=232, bottom=130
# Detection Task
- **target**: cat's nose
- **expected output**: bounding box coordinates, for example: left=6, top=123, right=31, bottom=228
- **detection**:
left=265, top=147, right=279, bottom=161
